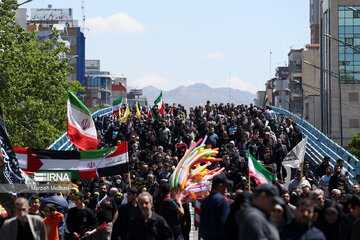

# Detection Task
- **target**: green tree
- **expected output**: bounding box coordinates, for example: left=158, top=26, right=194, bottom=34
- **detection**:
left=348, top=132, right=360, bottom=160
left=0, top=0, right=83, bottom=148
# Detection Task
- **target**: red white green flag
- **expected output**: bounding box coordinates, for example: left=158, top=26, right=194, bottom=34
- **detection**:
left=112, top=97, right=122, bottom=116
left=67, top=89, right=98, bottom=151
left=14, top=142, right=129, bottom=179
left=262, top=91, right=269, bottom=110
left=248, top=150, right=275, bottom=186
left=154, top=91, right=164, bottom=114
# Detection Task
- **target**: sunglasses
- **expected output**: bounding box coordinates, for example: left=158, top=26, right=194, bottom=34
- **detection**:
left=30, top=199, right=40, bottom=203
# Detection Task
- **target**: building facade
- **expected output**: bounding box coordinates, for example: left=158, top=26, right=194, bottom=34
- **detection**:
left=320, top=0, right=360, bottom=146
left=273, top=67, right=290, bottom=110
left=310, top=0, right=320, bottom=44
left=288, top=49, right=303, bottom=116
left=302, top=44, right=321, bottom=129
left=26, top=7, right=86, bottom=98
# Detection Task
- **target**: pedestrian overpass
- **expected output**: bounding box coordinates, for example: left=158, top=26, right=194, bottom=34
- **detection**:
left=49, top=106, right=360, bottom=183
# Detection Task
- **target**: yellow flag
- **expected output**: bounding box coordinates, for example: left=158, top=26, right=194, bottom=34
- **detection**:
left=136, top=102, right=141, bottom=119
left=120, top=104, right=130, bottom=123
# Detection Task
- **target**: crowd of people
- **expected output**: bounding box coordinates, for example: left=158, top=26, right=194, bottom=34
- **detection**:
left=0, top=101, right=360, bottom=240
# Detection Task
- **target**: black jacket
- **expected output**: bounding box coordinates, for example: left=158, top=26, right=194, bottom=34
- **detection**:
left=280, top=219, right=326, bottom=240
left=128, top=212, right=174, bottom=240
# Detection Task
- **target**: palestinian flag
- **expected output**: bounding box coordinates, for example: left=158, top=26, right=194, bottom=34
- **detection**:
left=154, top=91, right=164, bottom=114
left=112, top=97, right=122, bottom=116
left=262, top=91, right=269, bottom=110
left=14, top=142, right=129, bottom=179
left=248, top=150, right=275, bottom=186
left=67, top=89, right=98, bottom=150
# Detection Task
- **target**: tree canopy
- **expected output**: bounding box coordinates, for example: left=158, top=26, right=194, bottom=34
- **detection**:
left=348, top=132, right=360, bottom=160
left=0, top=0, right=83, bottom=148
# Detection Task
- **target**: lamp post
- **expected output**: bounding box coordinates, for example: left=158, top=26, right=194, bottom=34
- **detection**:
left=303, top=60, right=343, bottom=146
left=324, top=33, right=360, bottom=54
left=348, top=6, right=360, bottom=13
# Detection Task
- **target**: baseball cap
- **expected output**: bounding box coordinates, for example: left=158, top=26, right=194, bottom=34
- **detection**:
left=74, top=192, right=84, bottom=199
left=44, top=203, right=56, bottom=212
left=212, top=174, right=233, bottom=187
left=254, top=184, right=284, bottom=205
left=230, top=140, right=235, bottom=145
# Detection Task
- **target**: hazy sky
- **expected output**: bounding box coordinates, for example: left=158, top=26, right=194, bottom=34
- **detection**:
left=24, top=0, right=310, bottom=93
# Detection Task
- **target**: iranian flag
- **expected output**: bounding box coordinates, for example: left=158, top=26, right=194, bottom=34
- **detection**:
left=248, top=150, right=275, bottom=186
left=112, top=97, right=122, bottom=116
left=67, top=89, right=98, bottom=150
left=154, top=91, right=164, bottom=114
left=262, top=91, right=269, bottom=110
left=147, top=105, right=157, bottom=120
left=14, top=142, right=129, bottom=179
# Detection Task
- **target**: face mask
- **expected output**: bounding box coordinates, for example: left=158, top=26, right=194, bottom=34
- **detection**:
left=116, top=179, right=121, bottom=185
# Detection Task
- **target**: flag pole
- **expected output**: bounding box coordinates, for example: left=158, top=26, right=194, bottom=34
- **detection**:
left=248, top=173, right=251, bottom=192
left=125, top=141, right=131, bottom=188
left=298, top=161, right=304, bottom=188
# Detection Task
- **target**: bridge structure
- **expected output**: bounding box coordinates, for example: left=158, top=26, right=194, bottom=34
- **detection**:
left=49, top=106, right=360, bottom=184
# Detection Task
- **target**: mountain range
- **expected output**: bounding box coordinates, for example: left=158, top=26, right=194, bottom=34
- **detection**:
left=130, top=83, right=256, bottom=109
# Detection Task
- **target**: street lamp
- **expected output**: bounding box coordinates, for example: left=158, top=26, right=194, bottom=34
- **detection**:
left=293, top=79, right=320, bottom=92
left=348, top=6, right=360, bottom=12
left=324, top=33, right=360, bottom=54
left=304, top=60, right=343, bottom=146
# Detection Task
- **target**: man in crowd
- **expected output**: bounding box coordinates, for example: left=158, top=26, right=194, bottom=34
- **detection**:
left=200, top=174, right=231, bottom=240
left=236, top=184, right=283, bottom=240
left=128, top=192, right=173, bottom=240
left=42, top=203, right=64, bottom=240
left=66, top=192, right=97, bottom=240
left=158, top=183, right=184, bottom=239
left=117, top=187, right=141, bottom=240
left=280, top=199, right=326, bottom=240
left=88, top=183, right=118, bottom=240
left=28, top=195, right=43, bottom=218
left=0, top=197, right=46, bottom=240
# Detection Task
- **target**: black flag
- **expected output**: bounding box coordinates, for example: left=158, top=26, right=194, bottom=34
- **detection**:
left=0, top=110, right=25, bottom=184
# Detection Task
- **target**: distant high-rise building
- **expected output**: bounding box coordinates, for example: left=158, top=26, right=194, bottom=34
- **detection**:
left=320, top=0, right=360, bottom=146
left=27, top=7, right=85, bottom=98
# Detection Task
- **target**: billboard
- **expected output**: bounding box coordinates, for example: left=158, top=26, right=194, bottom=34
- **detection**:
left=30, top=8, right=73, bottom=21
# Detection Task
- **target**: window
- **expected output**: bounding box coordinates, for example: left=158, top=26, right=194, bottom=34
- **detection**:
left=339, top=6, right=360, bottom=83
left=305, top=103, right=309, bottom=120
left=345, top=38, right=354, bottom=45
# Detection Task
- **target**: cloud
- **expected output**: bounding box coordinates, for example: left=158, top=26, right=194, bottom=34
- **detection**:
left=133, top=74, right=169, bottom=88
left=204, top=52, right=226, bottom=60
left=86, top=13, right=146, bottom=34
left=229, top=76, right=257, bottom=93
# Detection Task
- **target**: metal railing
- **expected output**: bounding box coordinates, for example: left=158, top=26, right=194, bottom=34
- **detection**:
left=272, top=106, right=359, bottom=183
